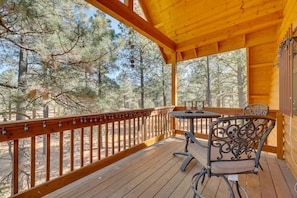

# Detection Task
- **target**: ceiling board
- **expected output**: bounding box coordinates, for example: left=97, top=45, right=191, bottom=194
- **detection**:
left=163, top=1, right=283, bottom=42
left=176, top=11, right=282, bottom=51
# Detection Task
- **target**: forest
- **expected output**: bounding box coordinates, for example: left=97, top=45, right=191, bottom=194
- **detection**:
left=0, top=0, right=247, bottom=122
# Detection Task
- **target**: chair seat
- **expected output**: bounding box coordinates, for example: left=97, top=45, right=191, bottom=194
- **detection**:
left=188, top=141, right=256, bottom=174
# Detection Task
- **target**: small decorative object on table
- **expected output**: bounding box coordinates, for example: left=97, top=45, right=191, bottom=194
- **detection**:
left=185, top=101, right=193, bottom=113
left=195, top=101, right=204, bottom=113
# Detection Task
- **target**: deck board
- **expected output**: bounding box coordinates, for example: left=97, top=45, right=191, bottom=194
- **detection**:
left=266, top=156, right=293, bottom=198
left=258, top=155, right=277, bottom=198
left=46, top=137, right=297, bottom=198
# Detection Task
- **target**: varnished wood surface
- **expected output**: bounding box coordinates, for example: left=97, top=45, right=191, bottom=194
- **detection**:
left=46, top=136, right=297, bottom=198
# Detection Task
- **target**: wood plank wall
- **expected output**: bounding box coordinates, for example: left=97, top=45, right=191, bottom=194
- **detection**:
left=278, top=0, right=297, bottom=179
left=283, top=115, right=297, bottom=178
left=247, top=30, right=277, bottom=105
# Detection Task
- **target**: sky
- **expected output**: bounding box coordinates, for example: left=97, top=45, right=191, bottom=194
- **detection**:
left=86, top=7, right=120, bottom=34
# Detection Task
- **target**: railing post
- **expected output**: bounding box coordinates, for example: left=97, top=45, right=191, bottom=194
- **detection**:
left=276, top=111, right=284, bottom=159
left=171, top=108, right=177, bottom=136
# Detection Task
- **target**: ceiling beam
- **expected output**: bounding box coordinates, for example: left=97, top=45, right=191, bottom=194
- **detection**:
left=85, top=0, right=176, bottom=52
left=124, top=0, right=133, bottom=11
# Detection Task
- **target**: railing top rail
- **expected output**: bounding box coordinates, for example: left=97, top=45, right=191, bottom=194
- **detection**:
left=0, top=106, right=174, bottom=142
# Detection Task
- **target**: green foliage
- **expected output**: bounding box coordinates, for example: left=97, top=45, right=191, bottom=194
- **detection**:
left=178, top=49, right=247, bottom=108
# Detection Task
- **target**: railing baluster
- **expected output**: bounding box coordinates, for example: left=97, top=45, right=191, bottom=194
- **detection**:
left=123, top=120, right=126, bottom=150
left=151, top=116, right=153, bottom=138
left=46, top=134, right=50, bottom=181
left=156, top=115, right=160, bottom=136
left=59, top=132, right=63, bottom=175
left=31, top=136, right=36, bottom=188
left=13, top=140, right=19, bottom=194
left=112, top=122, right=115, bottom=155
left=105, top=123, right=108, bottom=158
left=147, top=116, right=149, bottom=139
left=153, top=115, right=155, bottom=136
left=200, top=118, right=203, bottom=134
left=142, top=116, right=146, bottom=141
left=90, top=126, right=93, bottom=163
left=80, top=128, right=84, bottom=167
left=137, top=117, right=140, bottom=144
left=118, top=121, right=120, bottom=153
left=98, top=124, right=101, bottom=160
left=128, top=119, right=131, bottom=148
left=161, top=114, right=164, bottom=134
left=156, top=115, right=158, bottom=136
left=70, top=129, right=74, bottom=171
left=133, top=118, right=136, bottom=146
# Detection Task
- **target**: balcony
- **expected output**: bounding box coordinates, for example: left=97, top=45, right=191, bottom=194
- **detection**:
left=1, top=106, right=296, bottom=197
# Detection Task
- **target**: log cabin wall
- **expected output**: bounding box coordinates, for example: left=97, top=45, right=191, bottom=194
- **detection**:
left=246, top=27, right=278, bottom=106
left=278, top=0, right=297, bottom=179
left=283, top=115, right=297, bottom=179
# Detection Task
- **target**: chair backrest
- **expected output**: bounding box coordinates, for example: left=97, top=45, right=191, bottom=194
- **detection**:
left=243, top=103, right=269, bottom=116
left=207, top=115, right=275, bottom=171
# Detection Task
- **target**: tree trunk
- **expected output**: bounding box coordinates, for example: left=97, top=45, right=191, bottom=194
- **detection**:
left=237, top=65, right=245, bottom=108
left=140, top=51, right=144, bottom=109
left=16, top=38, right=28, bottom=121
left=162, top=64, right=166, bottom=106
left=43, top=105, right=49, bottom=154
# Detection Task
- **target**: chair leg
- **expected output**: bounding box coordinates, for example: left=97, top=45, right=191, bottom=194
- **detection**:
left=222, top=176, right=249, bottom=198
left=234, top=181, right=248, bottom=198
left=222, top=175, right=236, bottom=198
left=180, top=155, right=194, bottom=171
left=235, top=181, right=242, bottom=198
left=191, top=168, right=207, bottom=198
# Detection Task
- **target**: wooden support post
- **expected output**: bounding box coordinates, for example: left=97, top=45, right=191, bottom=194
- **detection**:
left=171, top=52, right=177, bottom=135
left=276, top=111, right=284, bottom=159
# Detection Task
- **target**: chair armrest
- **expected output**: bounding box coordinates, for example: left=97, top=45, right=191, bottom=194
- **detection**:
left=185, top=132, right=208, bottom=152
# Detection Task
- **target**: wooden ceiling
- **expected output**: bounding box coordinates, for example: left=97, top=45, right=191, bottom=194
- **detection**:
left=86, top=0, right=285, bottom=64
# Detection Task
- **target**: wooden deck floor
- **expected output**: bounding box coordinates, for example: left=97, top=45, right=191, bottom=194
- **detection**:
left=46, top=136, right=297, bottom=198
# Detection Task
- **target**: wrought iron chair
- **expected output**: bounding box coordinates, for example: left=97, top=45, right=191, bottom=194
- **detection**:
left=185, top=115, right=275, bottom=198
left=243, top=103, right=269, bottom=171
left=243, top=103, right=269, bottom=116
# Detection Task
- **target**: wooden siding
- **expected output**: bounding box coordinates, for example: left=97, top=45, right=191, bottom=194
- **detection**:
left=247, top=43, right=276, bottom=105
left=46, top=137, right=297, bottom=198
left=283, top=115, right=297, bottom=180
left=278, top=0, right=297, bottom=180
left=269, top=67, right=279, bottom=110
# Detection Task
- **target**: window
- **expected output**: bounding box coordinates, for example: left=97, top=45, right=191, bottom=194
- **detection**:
left=177, top=49, right=247, bottom=108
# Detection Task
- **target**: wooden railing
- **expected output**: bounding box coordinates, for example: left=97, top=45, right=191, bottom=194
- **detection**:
left=0, top=106, right=283, bottom=197
left=0, top=107, right=174, bottom=197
